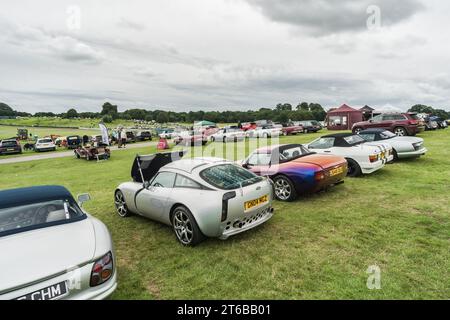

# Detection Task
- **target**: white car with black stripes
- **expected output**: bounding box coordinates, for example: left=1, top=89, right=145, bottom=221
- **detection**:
left=306, top=133, right=393, bottom=177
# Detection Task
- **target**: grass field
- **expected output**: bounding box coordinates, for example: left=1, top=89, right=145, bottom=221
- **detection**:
left=0, top=129, right=449, bottom=299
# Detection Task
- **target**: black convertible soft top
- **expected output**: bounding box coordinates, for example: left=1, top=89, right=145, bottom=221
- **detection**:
left=131, top=150, right=186, bottom=183
left=0, top=185, right=73, bottom=209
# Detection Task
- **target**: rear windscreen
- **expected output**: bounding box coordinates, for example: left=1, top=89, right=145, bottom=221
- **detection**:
left=0, top=199, right=85, bottom=237
left=1, top=141, right=18, bottom=147
left=200, top=164, right=263, bottom=190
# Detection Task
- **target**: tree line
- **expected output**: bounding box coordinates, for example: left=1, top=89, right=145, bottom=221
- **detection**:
left=1, top=101, right=449, bottom=124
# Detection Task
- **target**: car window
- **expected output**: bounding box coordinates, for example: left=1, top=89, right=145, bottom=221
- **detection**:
left=380, top=131, right=396, bottom=139
left=309, top=137, right=335, bottom=149
left=247, top=153, right=272, bottom=166
left=1, top=140, right=18, bottom=147
left=175, top=175, right=201, bottom=189
left=393, top=114, right=407, bottom=120
left=200, top=164, right=263, bottom=190
left=38, top=139, right=53, bottom=143
left=0, top=199, right=85, bottom=237
left=343, top=135, right=365, bottom=145
left=280, top=146, right=310, bottom=160
left=371, top=115, right=383, bottom=122
left=150, top=172, right=176, bottom=188
left=359, top=133, right=376, bottom=142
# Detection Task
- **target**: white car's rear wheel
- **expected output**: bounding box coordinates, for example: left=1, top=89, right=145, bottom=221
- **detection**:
left=172, top=206, right=204, bottom=246
left=115, top=190, right=131, bottom=217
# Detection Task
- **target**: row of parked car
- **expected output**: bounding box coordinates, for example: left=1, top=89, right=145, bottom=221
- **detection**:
left=0, top=121, right=432, bottom=300
left=172, top=121, right=323, bottom=146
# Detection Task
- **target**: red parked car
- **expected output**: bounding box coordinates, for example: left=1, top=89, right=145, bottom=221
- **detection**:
left=280, top=122, right=304, bottom=135
left=352, top=113, right=421, bottom=136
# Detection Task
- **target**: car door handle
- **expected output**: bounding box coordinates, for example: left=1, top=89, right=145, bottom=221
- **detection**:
left=324, top=150, right=331, bottom=153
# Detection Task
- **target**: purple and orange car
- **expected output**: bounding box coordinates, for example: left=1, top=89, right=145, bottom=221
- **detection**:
left=241, top=144, right=347, bottom=201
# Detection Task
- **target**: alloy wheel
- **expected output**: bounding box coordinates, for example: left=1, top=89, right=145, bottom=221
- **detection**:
left=275, top=178, right=291, bottom=201
left=173, top=210, right=194, bottom=245
left=115, top=191, right=128, bottom=217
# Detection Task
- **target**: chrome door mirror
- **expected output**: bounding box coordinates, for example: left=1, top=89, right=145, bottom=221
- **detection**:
left=77, top=193, right=91, bottom=207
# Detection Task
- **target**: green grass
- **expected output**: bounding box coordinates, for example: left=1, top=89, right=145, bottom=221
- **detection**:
left=0, top=130, right=449, bottom=299
left=0, top=117, right=137, bottom=129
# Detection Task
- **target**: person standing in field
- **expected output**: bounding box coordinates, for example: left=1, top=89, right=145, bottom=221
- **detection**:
left=120, top=128, right=127, bottom=148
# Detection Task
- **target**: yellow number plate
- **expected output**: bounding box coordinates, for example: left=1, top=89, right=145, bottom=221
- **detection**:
left=244, top=195, right=269, bottom=212
left=329, top=166, right=344, bottom=176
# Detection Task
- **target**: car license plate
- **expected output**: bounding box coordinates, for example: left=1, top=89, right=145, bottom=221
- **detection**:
left=244, top=195, right=268, bottom=212
left=7, top=148, right=15, bottom=151
left=15, top=281, right=68, bottom=300
left=329, top=166, right=344, bottom=176
left=380, top=152, right=385, bottom=159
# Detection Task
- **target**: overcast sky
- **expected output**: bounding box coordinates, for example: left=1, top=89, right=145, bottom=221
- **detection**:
left=1, top=0, right=449, bottom=113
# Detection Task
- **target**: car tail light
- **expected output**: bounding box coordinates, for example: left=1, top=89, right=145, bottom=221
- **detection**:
left=409, top=120, right=418, bottom=125
left=314, top=171, right=325, bottom=181
left=369, top=154, right=378, bottom=163
left=90, top=252, right=114, bottom=287
left=221, top=191, right=236, bottom=222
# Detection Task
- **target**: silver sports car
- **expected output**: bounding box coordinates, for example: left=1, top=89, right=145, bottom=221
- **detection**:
left=115, top=151, right=274, bottom=246
left=0, top=186, right=117, bottom=300
left=358, top=129, right=427, bottom=159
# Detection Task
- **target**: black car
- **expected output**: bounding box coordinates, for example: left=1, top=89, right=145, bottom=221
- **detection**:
left=135, top=131, right=152, bottom=141
left=126, top=131, right=136, bottom=143
left=0, top=139, right=22, bottom=155
left=295, top=120, right=322, bottom=133
left=66, top=135, right=82, bottom=149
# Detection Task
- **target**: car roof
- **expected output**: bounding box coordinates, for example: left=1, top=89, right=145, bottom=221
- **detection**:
left=0, top=185, right=73, bottom=209
left=163, top=157, right=231, bottom=174
left=359, top=128, right=389, bottom=133
left=321, top=133, right=354, bottom=138
left=254, top=144, right=302, bottom=153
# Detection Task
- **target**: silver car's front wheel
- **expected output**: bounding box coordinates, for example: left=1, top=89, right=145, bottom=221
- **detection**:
left=115, top=190, right=131, bottom=217
left=172, top=206, right=204, bottom=246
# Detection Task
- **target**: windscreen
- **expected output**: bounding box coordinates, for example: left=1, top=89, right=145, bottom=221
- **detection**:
left=0, top=198, right=85, bottom=237
left=1, top=141, right=18, bottom=147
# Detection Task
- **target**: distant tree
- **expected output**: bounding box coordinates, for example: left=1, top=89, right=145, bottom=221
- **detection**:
left=276, top=103, right=292, bottom=111
left=65, top=108, right=78, bottom=118
left=408, top=104, right=434, bottom=114
left=35, top=112, right=56, bottom=117
left=297, top=102, right=309, bottom=111
left=101, top=102, right=118, bottom=119
left=102, top=115, right=113, bottom=123
left=0, top=103, right=15, bottom=116
left=156, top=111, right=169, bottom=123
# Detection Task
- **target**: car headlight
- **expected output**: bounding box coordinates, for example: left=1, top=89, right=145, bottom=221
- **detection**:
left=90, top=252, right=114, bottom=287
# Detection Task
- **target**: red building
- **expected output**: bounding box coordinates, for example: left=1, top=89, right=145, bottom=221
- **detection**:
left=326, top=104, right=363, bottom=130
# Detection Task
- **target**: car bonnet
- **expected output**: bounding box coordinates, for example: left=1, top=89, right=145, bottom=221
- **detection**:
left=0, top=218, right=96, bottom=294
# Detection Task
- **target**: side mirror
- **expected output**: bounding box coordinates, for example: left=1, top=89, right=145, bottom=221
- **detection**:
left=77, top=193, right=91, bottom=207
left=369, top=119, right=374, bottom=123
left=143, top=181, right=150, bottom=189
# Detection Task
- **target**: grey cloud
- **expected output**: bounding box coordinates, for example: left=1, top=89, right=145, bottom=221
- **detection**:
left=244, top=0, right=425, bottom=35
left=3, top=21, right=104, bottom=64
left=117, top=18, right=146, bottom=31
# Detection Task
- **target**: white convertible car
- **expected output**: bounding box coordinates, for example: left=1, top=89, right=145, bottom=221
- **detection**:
left=210, top=127, right=245, bottom=143
left=0, top=186, right=116, bottom=300
left=115, top=151, right=274, bottom=246
left=358, top=129, right=427, bottom=160
left=246, top=125, right=282, bottom=138
left=306, top=133, right=392, bottom=177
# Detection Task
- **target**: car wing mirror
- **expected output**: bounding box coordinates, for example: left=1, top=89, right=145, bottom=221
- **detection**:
left=77, top=193, right=91, bottom=207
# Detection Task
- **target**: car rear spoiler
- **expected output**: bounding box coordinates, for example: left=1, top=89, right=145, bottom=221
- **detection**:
left=131, top=150, right=186, bottom=183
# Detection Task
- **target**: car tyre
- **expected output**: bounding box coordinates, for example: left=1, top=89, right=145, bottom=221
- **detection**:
left=353, top=127, right=363, bottom=134
left=273, top=175, right=298, bottom=202
left=393, top=149, right=399, bottom=161
left=346, top=158, right=362, bottom=177
left=210, top=136, right=215, bottom=142
left=115, top=190, right=132, bottom=217
left=394, top=127, right=407, bottom=136
left=171, top=205, right=204, bottom=246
